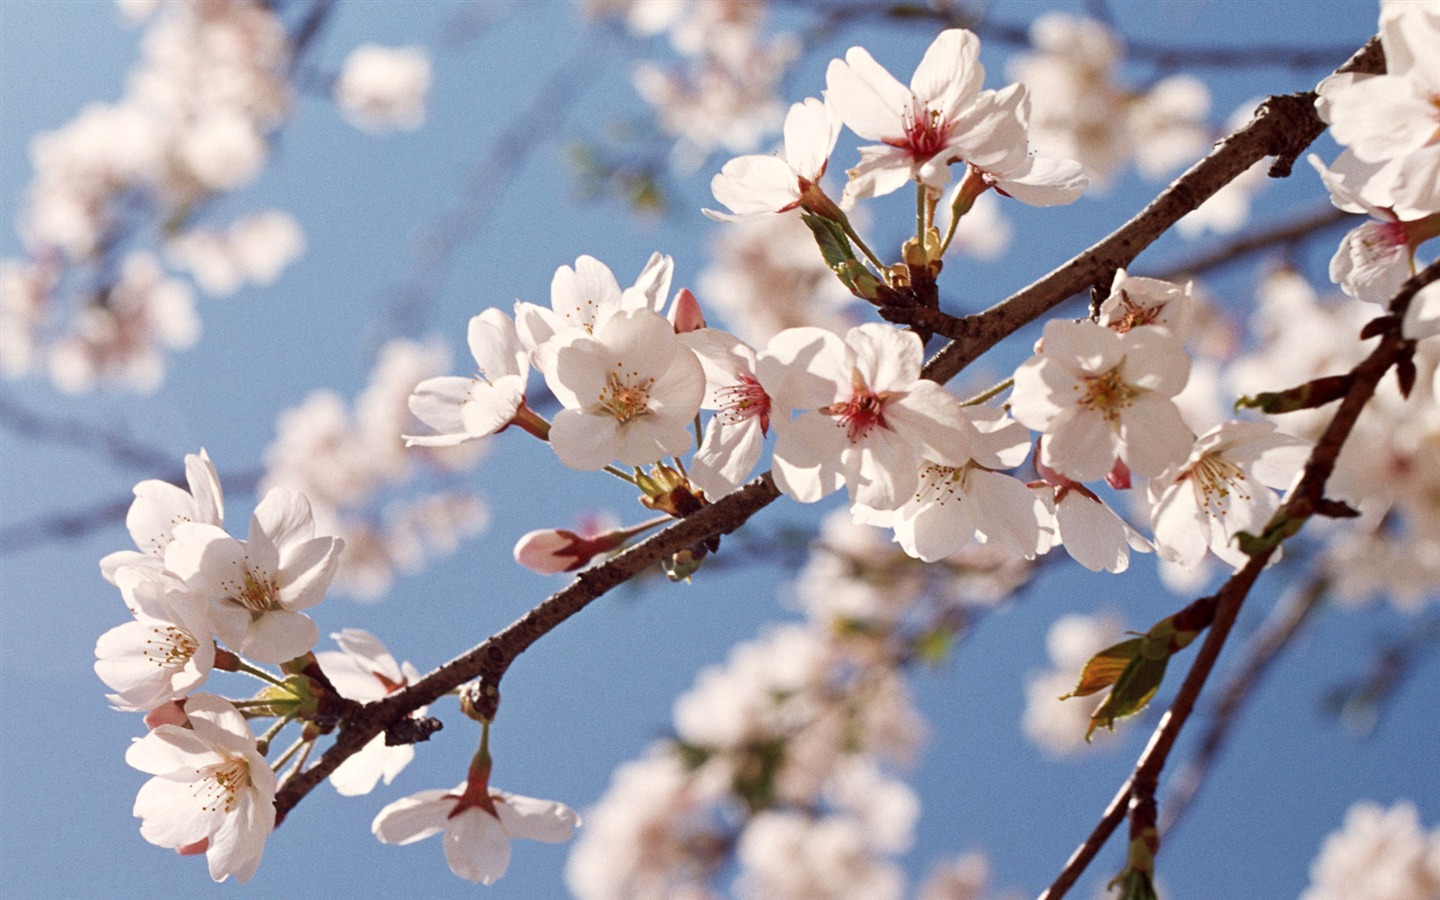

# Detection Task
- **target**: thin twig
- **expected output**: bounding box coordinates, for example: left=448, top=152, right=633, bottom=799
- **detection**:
left=1147, top=205, right=1354, bottom=282
left=0, top=389, right=178, bottom=473
left=1039, top=260, right=1438, bottom=898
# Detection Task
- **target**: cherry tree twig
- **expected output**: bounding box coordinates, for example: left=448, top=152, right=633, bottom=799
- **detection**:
left=1146, top=205, right=1354, bottom=281
left=268, top=34, right=1390, bottom=825
left=1038, top=258, right=1439, bottom=899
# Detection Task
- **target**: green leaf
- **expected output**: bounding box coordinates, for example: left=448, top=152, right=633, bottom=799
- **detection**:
left=1086, top=650, right=1170, bottom=740
left=1062, top=638, right=1143, bottom=699
left=800, top=212, right=857, bottom=270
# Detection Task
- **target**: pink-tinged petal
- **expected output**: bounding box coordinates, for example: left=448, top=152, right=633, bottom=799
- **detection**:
left=1388, top=149, right=1440, bottom=221
left=1042, top=319, right=1123, bottom=375
left=277, top=536, right=342, bottom=609
left=467, top=308, right=528, bottom=381
left=328, top=735, right=390, bottom=796
left=847, top=425, right=921, bottom=510
left=164, top=524, right=244, bottom=595
left=372, top=789, right=457, bottom=845
left=317, top=652, right=387, bottom=703
left=679, top=328, right=756, bottom=401
left=406, top=375, right=473, bottom=436
left=550, top=255, right=621, bottom=330
left=125, top=724, right=214, bottom=775
left=783, top=97, right=840, bottom=181
left=1121, top=328, right=1190, bottom=395
left=126, top=479, right=203, bottom=561
left=253, top=487, right=316, bottom=555
left=772, top=411, right=847, bottom=502
left=968, top=468, right=1046, bottom=557
left=134, top=775, right=216, bottom=848
left=332, top=628, right=403, bottom=684
left=184, top=449, right=224, bottom=530
left=550, top=410, right=624, bottom=470
left=445, top=808, right=510, bottom=885
left=849, top=323, right=921, bottom=392
left=1044, top=408, right=1118, bottom=483
left=711, top=155, right=801, bottom=216
left=946, top=84, right=1030, bottom=173
left=757, top=327, right=850, bottom=411
left=885, top=382, right=974, bottom=467
left=205, top=789, right=273, bottom=883
left=628, top=251, right=673, bottom=314
left=240, top=609, right=318, bottom=664
left=591, top=308, right=679, bottom=382
left=842, top=143, right=919, bottom=201
left=1056, top=493, right=1132, bottom=573
left=910, top=29, right=982, bottom=111
left=690, top=417, right=765, bottom=498
left=1118, top=395, right=1193, bottom=478
left=825, top=50, right=910, bottom=142
left=493, top=791, right=581, bottom=843
left=1149, top=480, right=1209, bottom=570
left=993, top=155, right=1089, bottom=207
left=645, top=343, right=706, bottom=419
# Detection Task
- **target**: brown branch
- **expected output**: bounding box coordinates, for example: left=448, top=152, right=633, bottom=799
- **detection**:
left=909, top=36, right=1384, bottom=384
left=272, top=32, right=1393, bottom=829
left=1159, top=573, right=1329, bottom=837
left=1039, top=260, right=1438, bottom=899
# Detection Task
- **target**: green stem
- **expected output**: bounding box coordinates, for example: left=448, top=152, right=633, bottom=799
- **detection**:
left=840, top=218, right=887, bottom=273
left=602, top=465, right=638, bottom=485
left=232, top=659, right=289, bottom=689
left=256, top=714, right=295, bottom=757
left=916, top=182, right=927, bottom=242
left=269, top=733, right=309, bottom=772
left=961, top=376, right=1014, bottom=406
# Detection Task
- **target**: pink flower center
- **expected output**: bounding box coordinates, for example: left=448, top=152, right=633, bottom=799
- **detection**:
left=823, top=371, right=892, bottom=442
left=1075, top=367, right=1138, bottom=423
left=598, top=370, right=654, bottom=424
left=888, top=103, right=948, bottom=163
left=715, top=375, right=771, bottom=434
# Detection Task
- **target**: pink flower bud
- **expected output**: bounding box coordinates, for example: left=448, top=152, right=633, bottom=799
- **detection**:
left=513, top=528, right=626, bottom=574
left=668, top=288, right=707, bottom=333
left=144, top=699, right=189, bottom=730
left=1105, top=458, right=1132, bottom=491
left=177, top=838, right=209, bottom=856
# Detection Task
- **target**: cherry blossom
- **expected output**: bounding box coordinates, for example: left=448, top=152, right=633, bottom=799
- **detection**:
left=826, top=29, right=1030, bottom=200
left=372, top=783, right=580, bottom=885
left=1097, top=269, right=1194, bottom=338
left=1148, top=421, right=1310, bottom=571
left=95, top=566, right=214, bottom=711
left=334, top=44, right=431, bottom=134
left=126, top=694, right=276, bottom=883
left=405, top=308, right=534, bottom=447
left=759, top=323, right=975, bottom=510
left=544, top=307, right=705, bottom=469
left=317, top=629, right=421, bottom=796
left=101, top=448, right=224, bottom=584
left=1031, top=479, right=1150, bottom=574
left=705, top=95, right=841, bottom=220
left=165, top=488, right=343, bottom=664
left=680, top=327, right=776, bottom=497
left=1302, top=800, right=1440, bottom=900
left=1010, top=318, right=1193, bottom=482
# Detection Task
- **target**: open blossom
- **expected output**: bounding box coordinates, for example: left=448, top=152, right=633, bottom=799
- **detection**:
left=95, top=565, right=214, bottom=711
left=101, top=448, right=224, bottom=583
left=334, top=44, right=432, bottom=133
left=705, top=95, right=841, bottom=220
left=405, top=308, right=532, bottom=447
left=759, top=323, right=975, bottom=510
left=1320, top=1, right=1440, bottom=219
left=1010, top=318, right=1193, bottom=482
left=126, top=694, right=277, bottom=883
left=1302, top=800, right=1440, bottom=900
left=373, top=783, right=580, bottom=885
left=317, top=629, right=421, bottom=796
left=544, top=307, right=705, bottom=469
left=1098, top=269, right=1194, bottom=338
left=1148, top=421, right=1311, bottom=571
left=165, top=488, right=343, bottom=663
left=1032, top=453, right=1151, bottom=573
left=680, top=327, right=776, bottom=497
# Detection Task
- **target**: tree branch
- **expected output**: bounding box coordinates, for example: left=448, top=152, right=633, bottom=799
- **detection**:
left=1145, top=205, right=1354, bottom=282
left=1039, top=260, right=1438, bottom=898
left=272, top=33, right=1392, bottom=828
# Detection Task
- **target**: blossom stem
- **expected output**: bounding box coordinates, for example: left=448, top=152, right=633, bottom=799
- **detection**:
left=255, top=713, right=296, bottom=758
left=939, top=166, right=985, bottom=256
left=280, top=736, right=316, bottom=787
left=602, top=465, right=638, bottom=484
left=961, top=376, right=1014, bottom=406
left=838, top=216, right=887, bottom=273
left=916, top=182, right=927, bottom=241
left=269, top=733, right=309, bottom=772
left=511, top=403, right=552, bottom=441
left=232, top=658, right=289, bottom=689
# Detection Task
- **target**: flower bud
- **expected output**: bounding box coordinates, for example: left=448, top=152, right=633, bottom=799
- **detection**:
left=668, top=288, right=707, bottom=333
left=513, top=527, right=627, bottom=574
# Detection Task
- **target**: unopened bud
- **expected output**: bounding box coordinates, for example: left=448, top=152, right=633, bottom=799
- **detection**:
left=1105, top=458, right=1132, bottom=491
left=144, top=699, right=189, bottom=731
left=513, top=527, right=627, bottom=574
left=460, top=680, right=500, bottom=723
left=668, top=288, right=707, bottom=333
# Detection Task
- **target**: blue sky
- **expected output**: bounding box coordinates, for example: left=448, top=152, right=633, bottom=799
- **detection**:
left=1, top=1, right=1434, bottom=898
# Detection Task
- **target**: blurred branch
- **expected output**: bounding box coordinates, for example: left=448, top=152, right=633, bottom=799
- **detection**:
left=1159, top=573, right=1330, bottom=837
left=792, top=1, right=1363, bottom=70
left=0, top=467, right=261, bottom=554
left=1147, top=205, right=1354, bottom=281
left=0, top=389, right=177, bottom=473
left=1326, top=610, right=1440, bottom=737
left=904, top=36, right=1385, bottom=384
left=376, top=31, right=608, bottom=342
left=1039, top=259, right=1439, bottom=899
